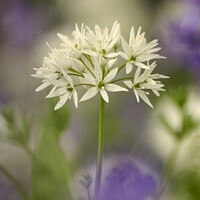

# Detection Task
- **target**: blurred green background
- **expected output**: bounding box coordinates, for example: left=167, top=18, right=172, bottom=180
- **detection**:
left=0, top=0, right=200, bottom=200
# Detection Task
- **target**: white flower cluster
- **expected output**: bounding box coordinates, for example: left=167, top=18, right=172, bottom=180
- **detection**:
left=32, top=21, right=168, bottom=110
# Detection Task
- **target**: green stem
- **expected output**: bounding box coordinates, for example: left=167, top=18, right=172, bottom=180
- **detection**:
left=68, top=68, right=83, bottom=75
left=155, top=142, right=181, bottom=200
left=94, top=97, right=105, bottom=200
left=80, top=58, right=95, bottom=78
left=117, top=62, right=127, bottom=73
left=74, top=83, right=95, bottom=87
left=110, top=76, right=134, bottom=83
left=83, top=54, right=95, bottom=69
left=0, top=161, right=31, bottom=200
left=68, top=73, right=84, bottom=77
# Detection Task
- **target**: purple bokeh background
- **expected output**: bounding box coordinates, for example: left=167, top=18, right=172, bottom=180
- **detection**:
left=161, top=0, right=200, bottom=77
left=101, top=162, right=157, bottom=200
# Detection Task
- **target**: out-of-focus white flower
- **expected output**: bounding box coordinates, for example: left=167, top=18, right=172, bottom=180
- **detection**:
left=124, top=62, right=168, bottom=108
left=147, top=89, right=200, bottom=161
left=120, top=26, right=165, bottom=74
left=32, top=21, right=167, bottom=110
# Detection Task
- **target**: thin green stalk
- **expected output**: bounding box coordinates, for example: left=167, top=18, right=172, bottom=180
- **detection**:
left=117, top=62, right=127, bottom=73
left=80, top=58, right=95, bottom=78
left=110, top=76, right=134, bottom=83
left=94, top=97, right=105, bottom=200
left=0, top=161, right=31, bottom=200
left=74, top=83, right=95, bottom=87
left=155, top=142, right=181, bottom=200
left=68, top=73, right=84, bottom=77
left=83, top=54, right=95, bottom=69
left=68, top=68, right=83, bottom=75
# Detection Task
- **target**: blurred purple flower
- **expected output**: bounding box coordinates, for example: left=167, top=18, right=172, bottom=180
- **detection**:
left=100, top=162, right=157, bottom=200
left=162, top=0, right=200, bottom=76
left=0, top=183, right=20, bottom=200
left=1, top=0, right=47, bottom=48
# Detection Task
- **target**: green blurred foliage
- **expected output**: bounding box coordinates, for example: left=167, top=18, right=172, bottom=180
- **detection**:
left=172, top=170, right=200, bottom=200
left=1, top=107, right=32, bottom=154
left=43, top=98, right=71, bottom=138
left=31, top=99, right=73, bottom=200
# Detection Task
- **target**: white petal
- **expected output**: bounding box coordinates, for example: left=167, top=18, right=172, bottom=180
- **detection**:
left=124, top=81, right=133, bottom=88
left=138, top=90, right=153, bottom=108
left=35, top=82, right=51, bottom=92
left=126, top=62, right=133, bottom=74
left=45, top=86, right=57, bottom=97
left=31, top=74, right=43, bottom=78
left=106, top=52, right=120, bottom=58
left=107, top=34, right=120, bottom=51
left=103, top=68, right=118, bottom=83
left=46, top=79, right=66, bottom=87
left=134, top=67, right=141, bottom=82
left=110, top=21, right=118, bottom=38
left=73, top=90, right=78, bottom=108
left=61, top=69, right=73, bottom=83
left=84, top=73, right=96, bottom=85
left=112, top=23, right=120, bottom=40
left=100, top=89, right=109, bottom=103
left=152, top=89, right=160, bottom=96
left=106, top=84, right=128, bottom=92
left=54, top=92, right=70, bottom=110
left=81, top=50, right=98, bottom=56
left=136, top=26, right=142, bottom=40
left=129, top=26, right=135, bottom=46
left=57, top=33, right=68, bottom=43
left=121, top=36, right=131, bottom=55
left=46, top=87, right=66, bottom=98
left=119, top=51, right=129, bottom=60
left=94, top=58, right=102, bottom=82
left=134, top=62, right=150, bottom=69
left=149, top=74, right=170, bottom=79
left=134, top=89, right=140, bottom=102
left=95, top=25, right=102, bottom=40
left=80, top=87, right=98, bottom=102
left=106, top=59, right=117, bottom=70
left=137, top=54, right=160, bottom=62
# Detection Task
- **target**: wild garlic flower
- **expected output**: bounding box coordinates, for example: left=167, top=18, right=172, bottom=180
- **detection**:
left=120, top=27, right=165, bottom=74
left=85, top=21, right=121, bottom=58
left=32, top=21, right=168, bottom=110
left=124, top=62, right=169, bottom=108
left=80, top=57, right=127, bottom=103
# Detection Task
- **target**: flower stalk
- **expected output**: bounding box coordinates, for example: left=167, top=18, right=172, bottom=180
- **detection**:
left=94, top=97, right=105, bottom=200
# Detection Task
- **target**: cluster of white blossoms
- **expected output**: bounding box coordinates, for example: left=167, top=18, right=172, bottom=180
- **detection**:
left=32, top=21, right=168, bottom=110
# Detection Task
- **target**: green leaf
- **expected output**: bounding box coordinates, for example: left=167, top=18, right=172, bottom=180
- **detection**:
left=32, top=130, right=73, bottom=200
left=32, top=101, right=73, bottom=200
left=43, top=98, right=71, bottom=138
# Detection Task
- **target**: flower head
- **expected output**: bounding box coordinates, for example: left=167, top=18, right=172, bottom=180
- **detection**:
left=120, top=26, right=165, bottom=74
left=86, top=21, right=121, bottom=58
left=32, top=21, right=167, bottom=110
left=80, top=57, right=127, bottom=103
left=124, top=62, right=169, bottom=108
